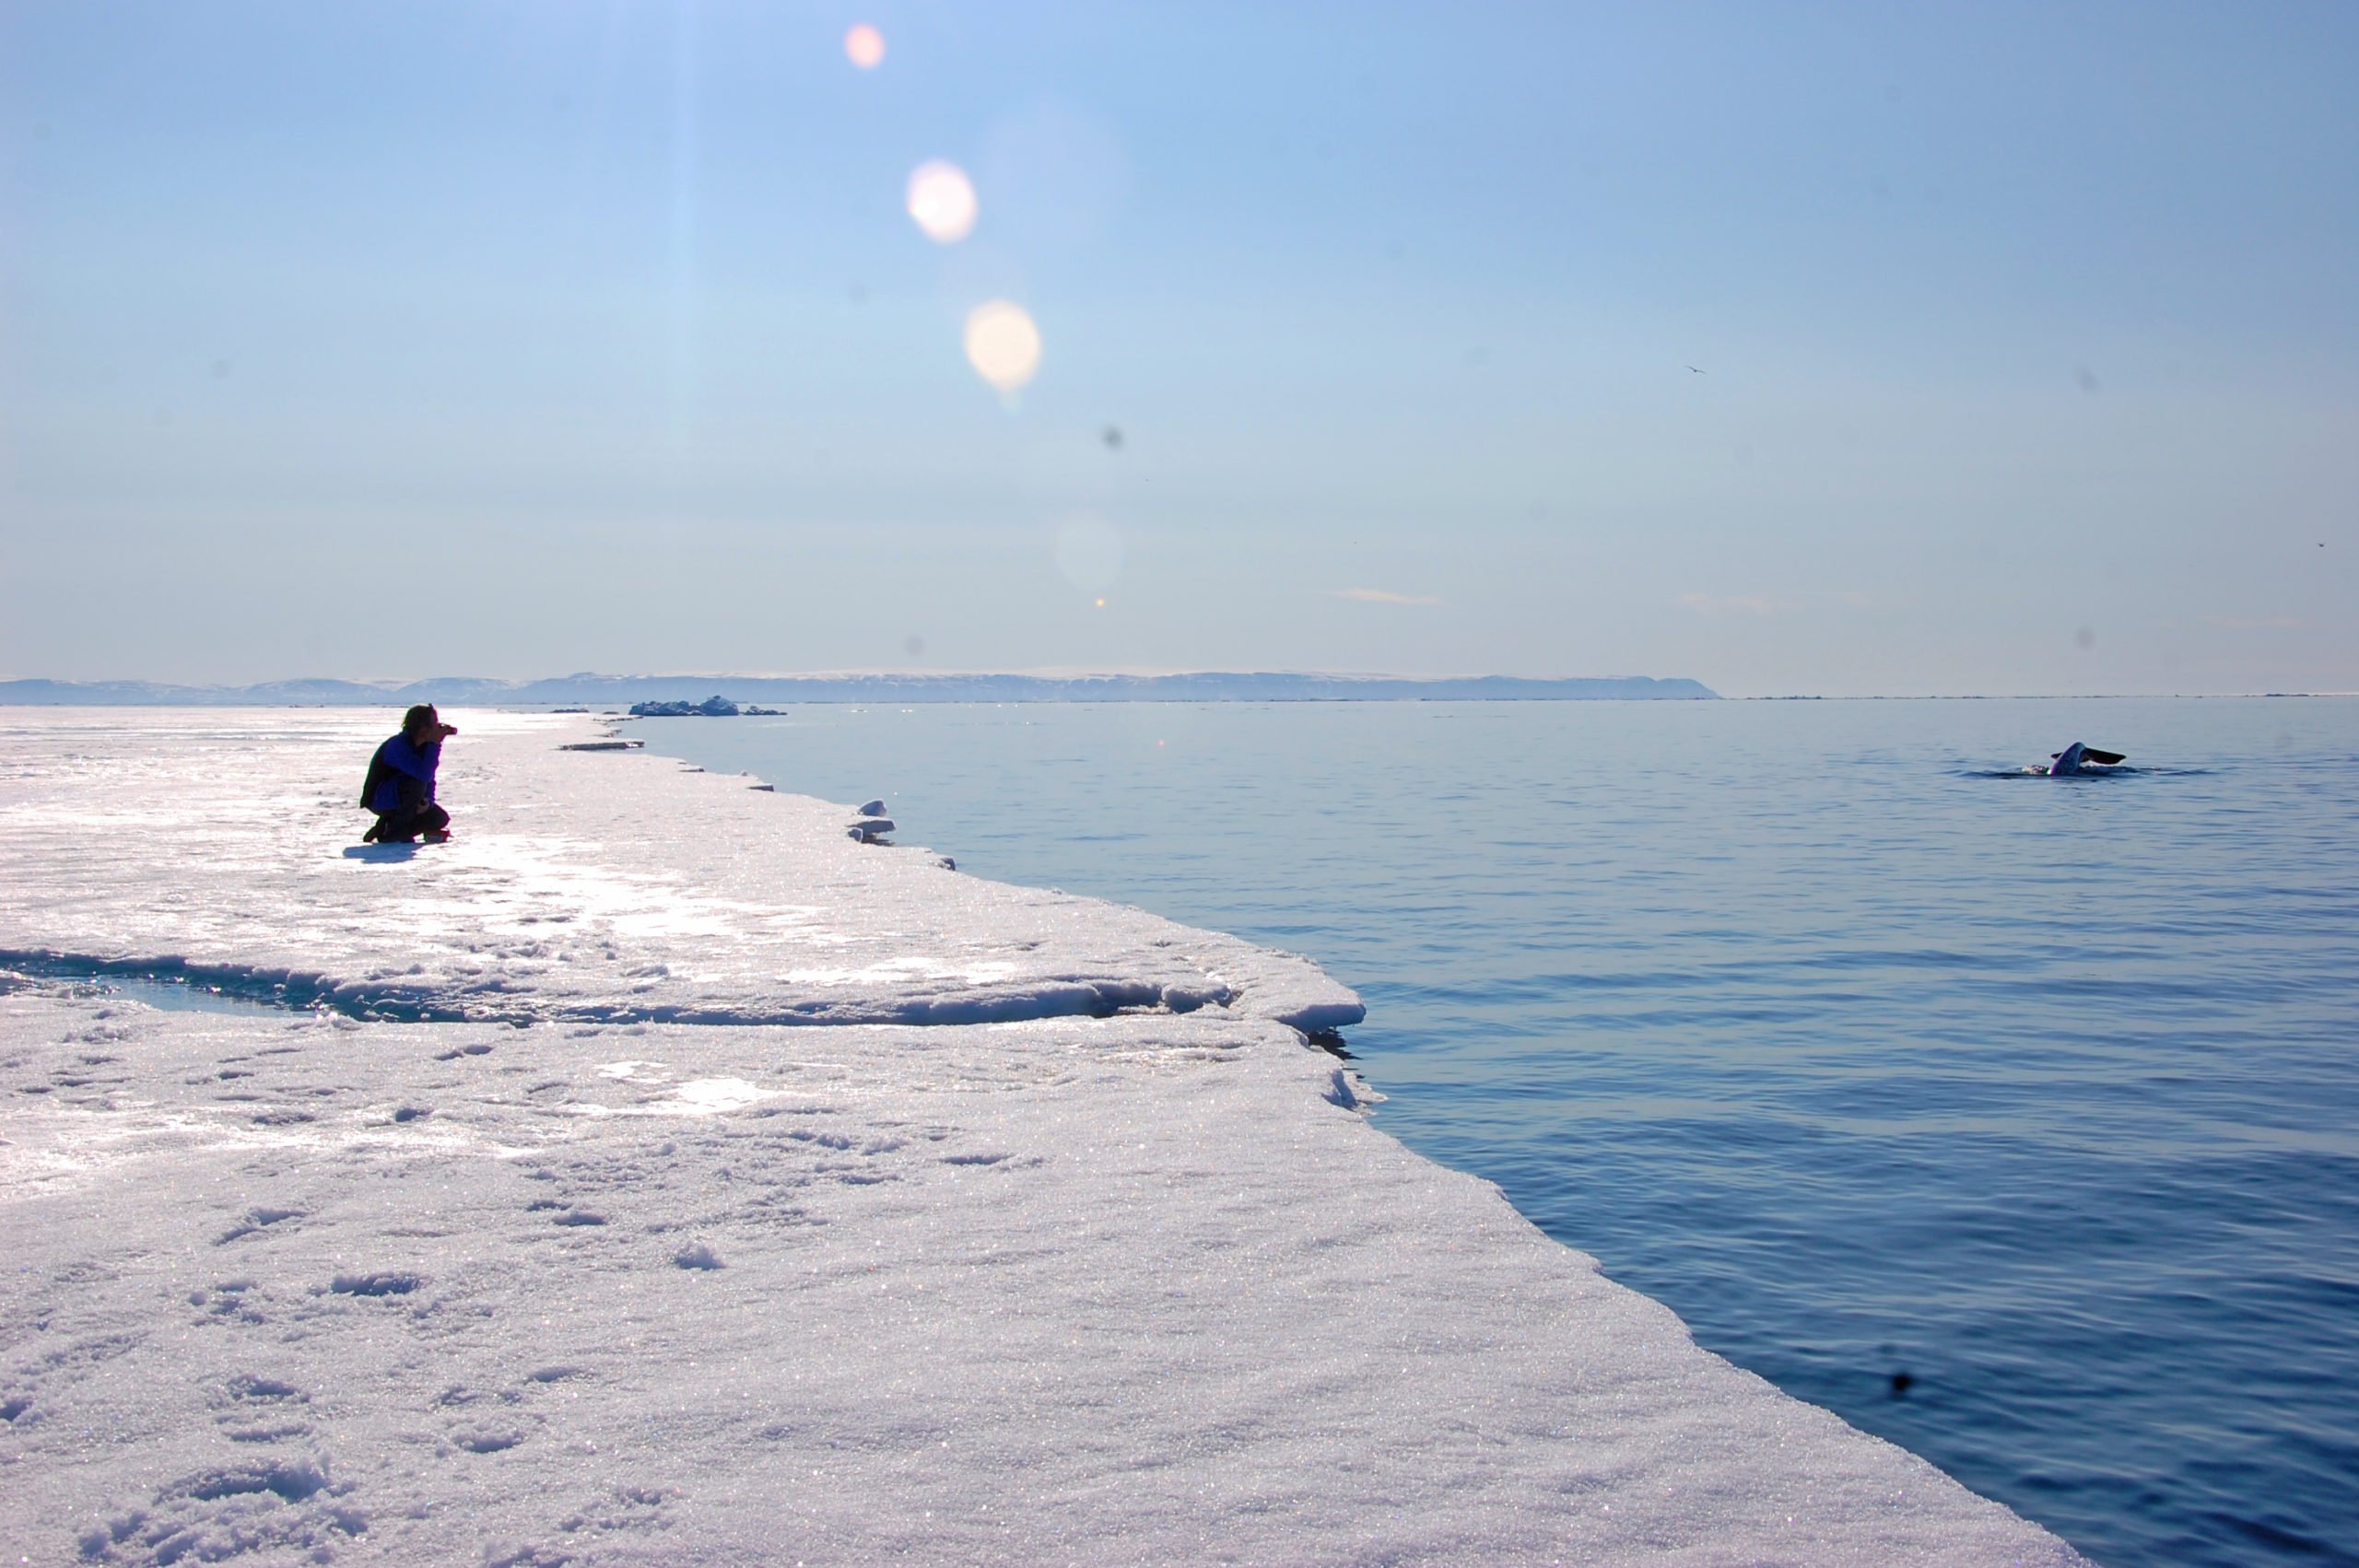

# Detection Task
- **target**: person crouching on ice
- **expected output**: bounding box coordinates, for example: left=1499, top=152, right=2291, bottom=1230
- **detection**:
left=361, top=704, right=458, bottom=844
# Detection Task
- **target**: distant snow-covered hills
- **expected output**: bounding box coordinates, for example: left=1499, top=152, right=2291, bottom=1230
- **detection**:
left=0, top=672, right=1718, bottom=706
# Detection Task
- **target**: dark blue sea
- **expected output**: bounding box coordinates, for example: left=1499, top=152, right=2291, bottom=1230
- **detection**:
left=641, top=696, right=2359, bottom=1568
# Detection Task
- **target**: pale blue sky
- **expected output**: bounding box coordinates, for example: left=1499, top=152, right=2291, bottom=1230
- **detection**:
left=4, top=1, right=2353, bottom=695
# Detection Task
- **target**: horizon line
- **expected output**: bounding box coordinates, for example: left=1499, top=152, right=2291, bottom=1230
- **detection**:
left=1, top=673, right=2350, bottom=702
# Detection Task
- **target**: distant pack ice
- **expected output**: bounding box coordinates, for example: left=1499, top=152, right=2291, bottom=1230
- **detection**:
left=0, top=670, right=1719, bottom=706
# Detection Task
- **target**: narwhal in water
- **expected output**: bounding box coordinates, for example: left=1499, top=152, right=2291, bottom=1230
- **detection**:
left=2039, top=742, right=2127, bottom=776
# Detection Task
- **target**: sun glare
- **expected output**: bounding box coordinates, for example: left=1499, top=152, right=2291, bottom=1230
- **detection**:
left=844, top=24, right=886, bottom=69
left=964, top=300, right=1041, bottom=392
left=906, top=161, right=978, bottom=243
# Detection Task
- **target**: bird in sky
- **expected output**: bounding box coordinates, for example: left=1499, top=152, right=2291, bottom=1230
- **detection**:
left=1686, top=365, right=1706, bottom=374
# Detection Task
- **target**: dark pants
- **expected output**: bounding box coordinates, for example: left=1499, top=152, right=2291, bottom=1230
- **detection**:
left=367, top=803, right=450, bottom=843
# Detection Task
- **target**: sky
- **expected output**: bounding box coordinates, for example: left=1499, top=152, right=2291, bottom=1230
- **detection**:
left=3, top=1, right=2353, bottom=696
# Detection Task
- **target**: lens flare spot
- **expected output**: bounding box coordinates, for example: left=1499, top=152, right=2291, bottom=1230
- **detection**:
left=907, top=160, right=978, bottom=243
left=844, top=24, right=886, bottom=69
left=964, top=300, right=1041, bottom=392
left=1054, top=512, right=1123, bottom=596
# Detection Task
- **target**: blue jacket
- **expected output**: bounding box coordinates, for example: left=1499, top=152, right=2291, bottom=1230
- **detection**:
left=362, top=734, right=441, bottom=814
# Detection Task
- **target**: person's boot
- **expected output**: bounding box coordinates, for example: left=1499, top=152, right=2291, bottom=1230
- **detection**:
left=361, top=822, right=381, bottom=844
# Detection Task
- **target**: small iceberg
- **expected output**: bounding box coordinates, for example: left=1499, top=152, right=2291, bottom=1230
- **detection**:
left=2040, top=742, right=2127, bottom=777
left=627, top=696, right=785, bottom=718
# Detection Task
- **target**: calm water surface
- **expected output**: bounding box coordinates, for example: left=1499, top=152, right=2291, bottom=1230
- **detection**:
left=644, top=697, right=2359, bottom=1568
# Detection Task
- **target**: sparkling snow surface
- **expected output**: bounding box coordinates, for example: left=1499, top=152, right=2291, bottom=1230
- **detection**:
left=0, top=710, right=2083, bottom=1565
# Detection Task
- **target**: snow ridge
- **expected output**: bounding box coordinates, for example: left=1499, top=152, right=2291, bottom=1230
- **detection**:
left=0, top=949, right=1246, bottom=1030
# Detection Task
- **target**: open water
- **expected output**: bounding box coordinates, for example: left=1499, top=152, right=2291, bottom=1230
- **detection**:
left=643, top=696, right=2359, bottom=1568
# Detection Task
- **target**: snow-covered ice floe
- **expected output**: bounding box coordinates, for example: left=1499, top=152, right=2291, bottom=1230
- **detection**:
left=0, top=710, right=2084, bottom=1565
left=0, top=708, right=1352, bottom=1035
